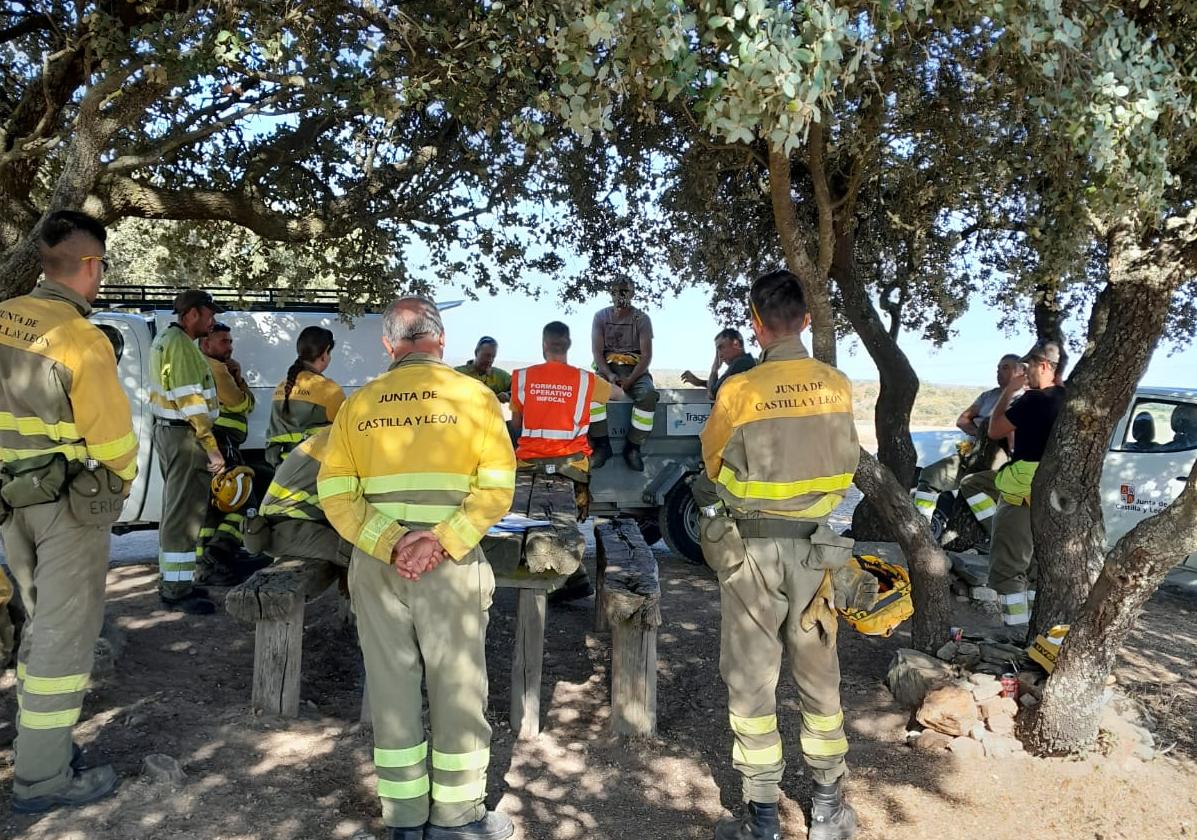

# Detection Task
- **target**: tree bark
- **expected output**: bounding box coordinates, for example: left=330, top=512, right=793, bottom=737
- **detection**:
left=1028, top=458, right=1197, bottom=753
left=1029, top=221, right=1189, bottom=639
left=767, top=146, right=837, bottom=365
left=853, top=449, right=953, bottom=651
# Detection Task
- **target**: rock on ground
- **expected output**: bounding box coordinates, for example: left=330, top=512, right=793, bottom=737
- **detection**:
left=141, top=754, right=187, bottom=786
left=886, top=649, right=956, bottom=709
left=917, top=686, right=979, bottom=737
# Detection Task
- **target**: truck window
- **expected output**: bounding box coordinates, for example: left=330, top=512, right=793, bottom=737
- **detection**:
left=1115, top=400, right=1197, bottom=453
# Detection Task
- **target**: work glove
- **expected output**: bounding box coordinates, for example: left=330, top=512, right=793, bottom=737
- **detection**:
left=800, top=569, right=839, bottom=645
left=831, top=559, right=880, bottom=613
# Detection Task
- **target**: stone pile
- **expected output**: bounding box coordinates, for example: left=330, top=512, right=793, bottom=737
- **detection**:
left=886, top=646, right=1160, bottom=764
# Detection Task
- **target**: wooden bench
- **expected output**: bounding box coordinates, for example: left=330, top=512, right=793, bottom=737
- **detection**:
left=225, top=557, right=341, bottom=716
left=231, top=471, right=584, bottom=735
left=595, top=518, right=661, bottom=737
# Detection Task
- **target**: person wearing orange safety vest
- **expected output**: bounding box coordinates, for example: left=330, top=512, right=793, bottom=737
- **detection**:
left=0, top=211, right=137, bottom=812
left=319, top=297, right=516, bottom=840
left=693, top=270, right=861, bottom=840
left=510, top=321, right=615, bottom=602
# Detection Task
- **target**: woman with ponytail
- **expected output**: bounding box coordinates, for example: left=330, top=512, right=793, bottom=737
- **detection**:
left=265, top=326, right=345, bottom=466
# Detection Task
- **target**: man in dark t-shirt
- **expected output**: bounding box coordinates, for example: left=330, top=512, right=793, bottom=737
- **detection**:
left=681, top=328, right=757, bottom=400
left=985, top=340, right=1066, bottom=633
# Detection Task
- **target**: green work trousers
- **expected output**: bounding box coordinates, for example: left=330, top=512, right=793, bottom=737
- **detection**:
left=716, top=532, right=849, bottom=802
left=988, top=498, right=1037, bottom=627
left=1, top=498, right=109, bottom=798
left=959, top=470, right=999, bottom=538
left=591, top=364, right=659, bottom=446
left=350, top=544, right=496, bottom=829
left=155, top=424, right=210, bottom=598
left=919, top=453, right=963, bottom=494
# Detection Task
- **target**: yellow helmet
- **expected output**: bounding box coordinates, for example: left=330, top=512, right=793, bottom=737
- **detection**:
left=837, top=555, right=914, bottom=637
left=211, top=465, right=255, bottom=513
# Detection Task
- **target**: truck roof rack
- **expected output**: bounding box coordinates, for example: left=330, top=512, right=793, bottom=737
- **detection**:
left=95, top=284, right=375, bottom=313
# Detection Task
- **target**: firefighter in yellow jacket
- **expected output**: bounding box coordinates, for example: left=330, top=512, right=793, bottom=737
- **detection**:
left=319, top=297, right=516, bottom=840
left=694, top=270, right=861, bottom=840
left=0, top=211, right=137, bottom=812
left=150, top=289, right=226, bottom=615
left=257, top=429, right=348, bottom=566
left=199, top=321, right=255, bottom=583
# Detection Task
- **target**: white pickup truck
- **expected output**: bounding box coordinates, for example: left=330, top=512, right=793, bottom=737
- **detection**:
left=913, top=386, right=1197, bottom=568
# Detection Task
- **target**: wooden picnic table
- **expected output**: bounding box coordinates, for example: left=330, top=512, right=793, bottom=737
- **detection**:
left=226, top=471, right=584, bottom=741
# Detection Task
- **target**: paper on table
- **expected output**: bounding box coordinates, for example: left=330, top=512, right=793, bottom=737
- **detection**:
left=486, top=513, right=553, bottom=536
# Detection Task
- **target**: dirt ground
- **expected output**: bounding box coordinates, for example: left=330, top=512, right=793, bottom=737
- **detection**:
left=2, top=541, right=1196, bottom=840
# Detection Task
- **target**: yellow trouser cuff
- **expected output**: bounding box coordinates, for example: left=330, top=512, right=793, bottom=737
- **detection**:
left=729, top=713, right=778, bottom=736
left=733, top=742, right=783, bottom=766
left=802, top=710, right=844, bottom=733
left=800, top=736, right=849, bottom=757
left=431, top=748, right=490, bottom=772
left=431, top=779, right=486, bottom=804
left=375, top=743, right=429, bottom=767
left=378, top=776, right=431, bottom=800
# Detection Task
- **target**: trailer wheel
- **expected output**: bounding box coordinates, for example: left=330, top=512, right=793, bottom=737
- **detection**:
left=660, top=481, right=704, bottom=565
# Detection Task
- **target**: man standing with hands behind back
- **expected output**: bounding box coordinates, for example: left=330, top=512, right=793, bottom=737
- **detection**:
left=319, top=297, right=516, bottom=840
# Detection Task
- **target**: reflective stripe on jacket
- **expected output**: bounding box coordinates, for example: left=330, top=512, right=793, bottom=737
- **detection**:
left=0, top=281, right=138, bottom=480
left=266, top=369, right=344, bottom=448
left=150, top=324, right=219, bottom=452
left=207, top=356, right=255, bottom=446
left=261, top=430, right=328, bottom=522
left=700, top=336, right=859, bottom=519
left=512, top=361, right=611, bottom=460
left=317, top=353, right=516, bottom=562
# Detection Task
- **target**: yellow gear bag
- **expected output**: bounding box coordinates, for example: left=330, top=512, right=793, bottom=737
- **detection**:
left=1028, top=624, right=1069, bottom=673
left=836, top=554, right=914, bottom=638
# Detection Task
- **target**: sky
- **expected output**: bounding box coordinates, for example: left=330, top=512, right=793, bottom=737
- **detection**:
left=440, top=284, right=1197, bottom=388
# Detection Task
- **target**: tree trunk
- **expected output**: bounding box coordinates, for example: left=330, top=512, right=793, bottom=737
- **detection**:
left=1028, top=458, right=1197, bottom=753
left=853, top=449, right=953, bottom=651
left=832, top=230, right=919, bottom=487
left=767, top=147, right=837, bottom=365
left=1029, top=229, right=1183, bottom=639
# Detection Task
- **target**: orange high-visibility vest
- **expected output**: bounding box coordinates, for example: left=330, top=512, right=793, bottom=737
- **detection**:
left=513, top=362, right=599, bottom=459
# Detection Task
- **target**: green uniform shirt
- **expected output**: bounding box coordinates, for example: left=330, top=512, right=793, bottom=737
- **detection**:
left=455, top=362, right=512, bottom=397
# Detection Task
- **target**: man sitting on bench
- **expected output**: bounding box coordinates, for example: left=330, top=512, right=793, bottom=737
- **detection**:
left=511, top=321, right=617, bottom=601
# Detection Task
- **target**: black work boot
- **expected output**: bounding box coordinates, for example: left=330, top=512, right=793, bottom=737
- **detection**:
left=623, top=441, right=645, bottom=472
left=12, top=764, right=120, bottom=813
left=389, top=828, right=424, bottom=840
left=809, top=779, right=857, bottom=840
left=425, top=811, right=514, bottom=840
left=159, top=591, right=216, bottom=615
left=714, top=801, right=781, bottom=840
left=590, top=436, right=613, bottom=469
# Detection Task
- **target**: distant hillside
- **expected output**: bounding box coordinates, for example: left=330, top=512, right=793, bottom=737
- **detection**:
left=647, top=369, right=983, bottom=428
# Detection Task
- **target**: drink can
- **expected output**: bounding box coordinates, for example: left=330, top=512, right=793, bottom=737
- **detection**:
left=949, top=626, right=964, bottom=643
left=1001, top=673, right=1019, bottom=699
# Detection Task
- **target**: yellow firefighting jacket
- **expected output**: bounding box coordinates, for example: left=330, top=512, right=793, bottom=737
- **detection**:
left=150, top=324, right=219, bottom=453
left=700, top=336, right=859, bottom=520
left=0, top=281, right=138, bottom=480
left=318, top=353, right=516, bottom=563
left=261, top=430, right=328, bottom=522
left=207, top=356, right=255, bottom=447
left=266, top=368, right=344, bottom=460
